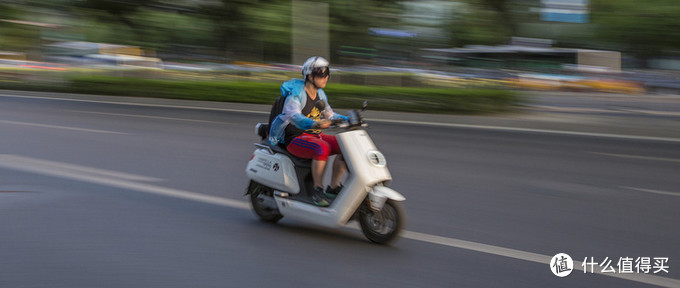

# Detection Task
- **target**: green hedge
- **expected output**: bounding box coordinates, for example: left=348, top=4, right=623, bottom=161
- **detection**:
left=324, top=84, right=520, bottom=114
left=3, top=75, right=523, bottom=114
left=68, top=75, right=281, bottom=103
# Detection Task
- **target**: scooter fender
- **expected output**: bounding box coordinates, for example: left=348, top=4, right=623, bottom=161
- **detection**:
left=368, top=185, right=405, bottom=210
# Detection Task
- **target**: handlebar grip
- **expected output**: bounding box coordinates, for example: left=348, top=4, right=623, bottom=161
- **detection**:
left=331, top=119, right=346, bottom=125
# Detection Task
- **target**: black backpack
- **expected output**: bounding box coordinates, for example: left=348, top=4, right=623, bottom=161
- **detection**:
left=268, top=95, right=287, bottom=127
left=257, top=95, right=287, bottom=140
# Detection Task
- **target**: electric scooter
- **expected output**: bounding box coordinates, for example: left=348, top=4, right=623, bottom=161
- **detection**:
left=245, top=103, right=406, bottom=244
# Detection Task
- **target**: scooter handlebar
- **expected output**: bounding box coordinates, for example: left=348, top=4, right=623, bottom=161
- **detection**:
left=319, top=101, right=369, bottom=131
left=325, top=109, right=367, bottom=130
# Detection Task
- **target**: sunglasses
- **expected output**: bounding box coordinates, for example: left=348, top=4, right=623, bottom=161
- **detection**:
left=311, top=67, right=330, bottom=78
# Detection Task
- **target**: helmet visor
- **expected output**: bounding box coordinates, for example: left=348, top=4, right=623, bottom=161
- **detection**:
left=311, top=66, right=330, bottom=78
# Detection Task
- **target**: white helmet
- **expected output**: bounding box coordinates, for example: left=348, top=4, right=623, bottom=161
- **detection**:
left=302, top=56, right=330, bottom=80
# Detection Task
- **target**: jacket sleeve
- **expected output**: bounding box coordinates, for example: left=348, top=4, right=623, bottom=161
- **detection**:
left=327, top=109, right=349, bottom=122
left=319, top=90, right=349, bottom=121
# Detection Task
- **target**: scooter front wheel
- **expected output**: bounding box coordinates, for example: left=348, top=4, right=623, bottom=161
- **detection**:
left=247, top=181, right=283, bottom=223
left=358, top=199, right=405, bottom=245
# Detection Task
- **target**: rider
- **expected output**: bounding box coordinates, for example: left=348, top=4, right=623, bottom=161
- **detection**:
left=268, top=56, right=348, bottom=207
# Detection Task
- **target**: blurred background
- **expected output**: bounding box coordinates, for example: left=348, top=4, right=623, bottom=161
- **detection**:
left=1, top=0, right=679, bottom=94
left=2, top=3, right=680, bottom=287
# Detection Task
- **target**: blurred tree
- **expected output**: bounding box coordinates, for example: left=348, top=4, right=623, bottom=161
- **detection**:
left=0, top=22, right=40, bottom=53
left=0, top=5, right=41, bottom=54
left=72, top=0, right=215, bottom=56
left=478, top=0, right=516, bottom=36
left=133, top=9, right=214, bottom=55
left=447, top=1, right=511, bottom=47
left=452, top=0, right=534, bottom=46
left=242, top=0, right=292, bottom=62
left=591, top=0, right=680, bottom=66
left=76, top=0, right=155, bottom=29
left=198, top=0, right=263, bottom=59
left=73, top=0, right=160, bottom=49
left=329, top=0, right=379, bottom=64
left=329, top=0, right=407, bottom=64
left=0, top=3, right=21, bottom=19
left=6, top=0, right=679, bottom=67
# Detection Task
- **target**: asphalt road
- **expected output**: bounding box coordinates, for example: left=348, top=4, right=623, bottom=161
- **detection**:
left=1, top=92, right=679, bottom=288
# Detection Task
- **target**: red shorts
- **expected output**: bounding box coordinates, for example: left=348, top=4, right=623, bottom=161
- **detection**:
left=287, top=133, right=341, bottom=161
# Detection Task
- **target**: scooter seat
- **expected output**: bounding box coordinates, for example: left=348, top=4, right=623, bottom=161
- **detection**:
left=266, top=141, right=312, bottom=168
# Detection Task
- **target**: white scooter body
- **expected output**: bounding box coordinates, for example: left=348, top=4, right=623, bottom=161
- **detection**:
left=246, top=124, right=405, bottom=229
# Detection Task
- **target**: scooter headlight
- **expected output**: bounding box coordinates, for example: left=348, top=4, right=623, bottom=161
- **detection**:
left=367, top=150, right=387, bottom=167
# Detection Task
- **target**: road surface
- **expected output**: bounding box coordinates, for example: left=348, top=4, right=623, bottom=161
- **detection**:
left=1, top=91, right=679, bottom=287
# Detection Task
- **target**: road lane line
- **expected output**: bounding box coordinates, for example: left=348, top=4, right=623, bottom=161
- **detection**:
left=403, top=230, right=551, bottom=263
left=0, top=155, right=162, bottom=182
left=0, top=119, right=127, bottom=135
left=402, top=231, right=680, bottom=287
left=1, top=154, right=678, bottom=287
left=0, top=154, right=249, bottom=210
left=367, top=118, right=680, bottom=143
left=70, top=111, right=228, bottom=124
left=622, top=186, right=680, bottom=197
left=591, top=152, right=680, bottom=163
left=3, top=93, right=679, bottom=143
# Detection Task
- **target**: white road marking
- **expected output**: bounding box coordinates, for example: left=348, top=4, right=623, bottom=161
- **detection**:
left=403, top=231, right=680, bottom=287
left=1, top=154, right=679, bottom=287
left=367, top=118, right=680, bottom=143
left=622, top=186, right=680, bottom=197
left=0, top=93, right=268, bottom=114
left=70, top=111, right=228, bottom=124
left=0, top=155, right=162, bottom=182
left=2, top=92, right=679, bottom=142
left=0, top=154, right=249, bottom=210
left=0, top=119, right=127, bottom=134
left=591, top=152, right=680, bottom=163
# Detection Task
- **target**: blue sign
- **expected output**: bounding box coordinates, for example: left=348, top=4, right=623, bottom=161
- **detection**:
left=541, top=0, right=589, bottom=23
left=541, top=10, right=588, bottom=23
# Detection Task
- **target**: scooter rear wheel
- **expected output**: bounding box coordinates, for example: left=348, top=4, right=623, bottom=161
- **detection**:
left=358, top=199, right=405, bottom=245
left=247, top=181, right=283, bottom=223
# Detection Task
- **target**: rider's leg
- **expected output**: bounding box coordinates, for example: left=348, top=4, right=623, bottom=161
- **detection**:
left=312, top=159, right=327, bottom=189
left=287, top=134, right=332, bottom=206
left=318, top=134, right=345, bottom=189
left=330, top=155, right=346, bottom=188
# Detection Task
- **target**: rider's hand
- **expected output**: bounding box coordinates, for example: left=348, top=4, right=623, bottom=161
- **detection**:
left=314, top=119, right=331, bottom=129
